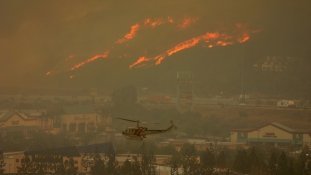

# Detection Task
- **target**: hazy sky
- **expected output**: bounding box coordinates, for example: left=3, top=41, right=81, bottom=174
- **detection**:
left=1, top=0, right=310, bottom=88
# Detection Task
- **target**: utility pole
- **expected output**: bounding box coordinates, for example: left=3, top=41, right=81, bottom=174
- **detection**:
left=241, top=44, right=245, bottom=103
left=176, top=83, right=180, bottom=111
left=257, top=129, right=260, bottom=146
left=83, top=115, right=86, bottom=133
left=0, top=124, right=4, bottom=138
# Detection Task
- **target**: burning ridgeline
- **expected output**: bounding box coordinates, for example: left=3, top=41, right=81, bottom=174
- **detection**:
left=46, top=17, right=261, bottom=77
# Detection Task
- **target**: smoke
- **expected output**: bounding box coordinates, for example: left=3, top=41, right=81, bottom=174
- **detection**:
left=0, top=0, right=310, bottom=88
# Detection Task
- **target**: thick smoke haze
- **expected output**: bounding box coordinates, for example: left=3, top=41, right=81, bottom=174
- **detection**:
left=0, top=0, right=310, bottom=91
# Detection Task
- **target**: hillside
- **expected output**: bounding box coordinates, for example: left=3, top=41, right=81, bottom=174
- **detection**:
left=136, top=103, right=311, bottom=139
left=192, top=105, right=311, bottom=130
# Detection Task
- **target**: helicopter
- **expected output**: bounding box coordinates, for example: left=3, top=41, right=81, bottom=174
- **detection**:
left=117, top=118, right=175, bottom=140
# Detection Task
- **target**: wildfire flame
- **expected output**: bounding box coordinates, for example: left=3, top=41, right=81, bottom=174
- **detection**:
left=115, top=24, right=140, bottom=44
left=128, top=56, right=152, bottom=68
left=130, top=24, right=261, bottom=68
left=47, top=17, right=200, bottom=76
left=46, top=55, right=74, bottom=75
left=69, top=51, right=109, bottom=71
left=178, top=16, right=199, bottom=28
left=47, top=17, right=261, bottom=76
left=116, top=17, right=196, bottom=44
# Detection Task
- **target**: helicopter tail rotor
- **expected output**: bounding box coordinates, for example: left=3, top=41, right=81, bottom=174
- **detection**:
left=170, top=120, right=178, bottom=130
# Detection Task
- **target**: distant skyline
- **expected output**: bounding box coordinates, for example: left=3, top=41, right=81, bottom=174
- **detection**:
left=1, top=0, right=310, bottom=89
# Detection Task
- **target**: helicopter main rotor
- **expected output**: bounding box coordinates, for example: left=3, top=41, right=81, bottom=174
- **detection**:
left=117, top=117, right=158, bottom=127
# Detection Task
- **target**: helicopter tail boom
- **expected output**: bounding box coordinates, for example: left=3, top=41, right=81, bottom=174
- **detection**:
left=166, top=125, right=174, bottom=132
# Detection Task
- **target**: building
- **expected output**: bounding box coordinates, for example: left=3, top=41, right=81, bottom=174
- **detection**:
left=230, top=122, right=311, bottom=147
left=0, top=105, right=113, bottom=137
left=2, top=142, right=115, bottom=174
left=53, top=105, right=99, bottom=133
left=253, top=56, right=298, bottom=72
left=2, top=150, right=84, bottom=174
left=0, top=111, right=40, bottom=138
left=159, top=139, right=247, bottom=151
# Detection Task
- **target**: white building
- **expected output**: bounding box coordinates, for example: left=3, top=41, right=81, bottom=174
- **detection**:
left=277, top=100, right=295, bottom=107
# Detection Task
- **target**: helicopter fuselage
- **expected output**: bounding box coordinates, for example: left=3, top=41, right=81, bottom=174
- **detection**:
left=122, top=127, right=147, bottom=140
left=121, top=125, right=174, bottom=140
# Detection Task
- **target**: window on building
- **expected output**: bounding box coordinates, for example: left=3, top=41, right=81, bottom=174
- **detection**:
left=63, top=124, right=67, bottom=131
left=56, top=116, right=61, bottom=123
left=78, top=123, right=85, bottom=133
left=12, top=120, right=19, bottom=125
left=69, top=123, right=76, bottom=132
left=75, top=160, right=78, bottom=164
left=88, top=122, right=96, bottom=131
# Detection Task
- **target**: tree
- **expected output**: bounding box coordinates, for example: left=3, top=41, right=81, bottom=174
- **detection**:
left=81, top=152, right=93, bottom=173
left=217, top=150, right=227, bottom=171
left=297, top=151, right=307, bottom=175
left=132, top=156, right=142, bottom=175
left=55, top=162, right=66, bottom=175
left=170, top=161, right=179, bottom=175
left=181, top=143, right=198, bottom=175
left=106, top=146, right=118, bottom=175
left=0, top=153, right=6, bottom=174
left=233, top=149, right=248, bottom=174
left=276, top=151, right=288, bottom=175
left=18, top=151, right=64, bottom=175
left=200, top=143, right=216, bottom=174
left=17, top=155, right=77, bottom=175
left=169, top=149, right=182, bottom=167
left=118, top=159, right=132, bottom=175
left=90, top=148, right=106, bottom=175
left=288, top=160, right=295, bottom=175
left=140, top=142, right=156, bottom=175
left=226, top=168, right=230, bottom=175
left=54, top=157, right=78, bottom=175
left=304, top=161, right=311, bottom=175
left=17, top=154, right=35, bottom=174
left=22, top=149, right=63, bottom=174
left=268, top=152, right=277, bottom=175
left=248, top=147, right=261, bottom=175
